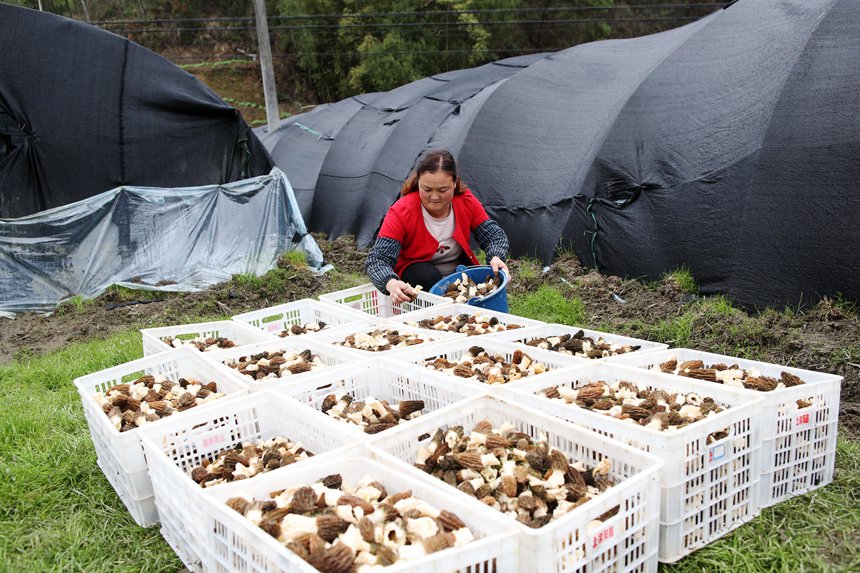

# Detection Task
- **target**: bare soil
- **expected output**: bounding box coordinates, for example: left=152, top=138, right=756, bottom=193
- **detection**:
left=3, top=237, right=858, bottom=439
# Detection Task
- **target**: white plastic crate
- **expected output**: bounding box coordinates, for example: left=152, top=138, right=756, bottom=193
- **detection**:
left=507, top=362, right=763, bottom=563
left=141, top=320, right=275, bottom=357
left=74, top=348, right=250, bottom=526
left=201, top=453, right=520, bottom=573
left=139, top=391, right=361, bottom=572
left=96, top=456, right=159, bottom=526
left=310, top=318, right=463, bottom=358
left=488, top=323, right=668, bottom=361
left=318, top=282, right=452, bottom=319
left=611, top=348, right=842, bottom=508
left=231, top=298, right=367, bottom=338
left=274, top=359, right=483, bottom=438
left=201, top=337, right=361, bottom=392
left=366, top=394, right=663, bottom=573
left=388, top=336, right=588, bottom=391
left=389, top=302, right=546, bottom=336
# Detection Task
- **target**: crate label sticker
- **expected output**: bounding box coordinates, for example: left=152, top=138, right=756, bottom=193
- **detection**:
left=265, top=322, right=282, bottom=333
left=708, top=443, right=726, bottom=463
left=194, top=431, right=230, bottom=456
left=795, top=412, right=811, bottom=427
left=590, top=524, right=616, bottom=552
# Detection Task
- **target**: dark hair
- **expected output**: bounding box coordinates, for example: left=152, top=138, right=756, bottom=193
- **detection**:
left=400, top=149, right=464, bottom=197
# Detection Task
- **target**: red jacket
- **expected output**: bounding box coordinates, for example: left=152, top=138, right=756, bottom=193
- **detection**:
left=378, top=188, right=489, bottom=276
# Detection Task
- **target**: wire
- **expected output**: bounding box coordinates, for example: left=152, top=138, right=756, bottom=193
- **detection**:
left=166, top=47, right=572, bottom=60
left=91, top=4, right=728, bottom=26
left=105, top=16, right=707, bottom=35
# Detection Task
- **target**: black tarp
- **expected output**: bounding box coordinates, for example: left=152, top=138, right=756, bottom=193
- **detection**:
left=259, top=54, right=545, bottom=234
left=0, top=4, right=272, bottom=219
left=260, top=0, right=859, bottom=308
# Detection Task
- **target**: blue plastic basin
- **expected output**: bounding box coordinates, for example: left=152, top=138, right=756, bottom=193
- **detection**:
left=429, top=265, right=509, bottom=313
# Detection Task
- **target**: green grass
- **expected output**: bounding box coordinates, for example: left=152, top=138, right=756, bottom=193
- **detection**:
left=231, top=265, right=299, bottom=295
left=1, top=326, right=857, bottom=571
left=178, top=58, right=251, bottom=70
left=515, top=257, right=543, bottom=281
left=660, top=437, right=860, bottom=572
left=0, top=330, right=182, bottom=572
left=55, top=285, right=166, bottom=316
left=58, top=295, right=88, bottom=311
left=509, top=284, right=587, bottom=325
left=2, top=282, right=858, bottom=571
left=325, top=271, right=367, bottom=293
left=665, top=266, right=699, bottom=295
left=636, top=312, right=697, bottom=347
left=281, top=249, right=308, bottom=267
left=105, top=284, right=166, bottom=302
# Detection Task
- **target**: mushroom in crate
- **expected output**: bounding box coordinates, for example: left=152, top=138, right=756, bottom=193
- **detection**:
left=407, top=312, right=526, bottom=336
left=335, top=328, right=431, bottom=352
left=527, top=330, right=642, bottom=359
left=423, top=345, right=549, bottom=385
left=223, top=473, right=479, bottom=571
left=320, top=393, right=425, bottom=434
left=223, top=348, right=326, bottom=381
left=92, top=374, right=226, bottom=432
left=414, top=419, right=617, bottom=530
left=189, top=437, right=313, bottom=488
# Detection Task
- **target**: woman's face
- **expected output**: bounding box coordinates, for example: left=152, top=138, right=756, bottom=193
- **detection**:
left=418, top=170, right=456, bottom=218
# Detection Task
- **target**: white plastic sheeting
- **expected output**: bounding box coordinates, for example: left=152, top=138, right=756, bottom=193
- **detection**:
left=0, top=168, right=327, bottom=314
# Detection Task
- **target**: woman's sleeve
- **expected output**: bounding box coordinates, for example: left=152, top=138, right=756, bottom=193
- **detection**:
left=378, top=205, right=406, bottom=242
left=365, top=236, right=402, bottom=293
left=473, top=219, right=510, bottom=263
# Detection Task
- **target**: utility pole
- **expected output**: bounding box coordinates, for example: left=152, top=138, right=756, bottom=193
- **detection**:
left=253, top=0, right=281, bottom=134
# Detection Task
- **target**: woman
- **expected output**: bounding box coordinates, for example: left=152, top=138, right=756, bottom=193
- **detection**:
left=365, top=149, right=510, bottom=304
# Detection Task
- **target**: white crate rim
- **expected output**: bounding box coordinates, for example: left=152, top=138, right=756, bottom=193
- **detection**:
left=387, top=335, right=589, bottom=384
left=138, top=389, right=362, bottom=466
left=318, top=282, right=454, bottom=319
left=272, top=359, right=486, bottom=437
left=394, top=353, right=589, bottom=396
left=610, top=348, right=843, bottom=388
left=141, top=319, right=275, bottom=355
left=311, top=317, right=465, bottom=356
left=75, top=348, right=251, bottom=439
left=391, top=303, right=546, bottom=333
left=231, top=298, right=369, bottom=334
left=489, top=323, right=669, bottom=355
left=200, top=336, right=361, bottom=387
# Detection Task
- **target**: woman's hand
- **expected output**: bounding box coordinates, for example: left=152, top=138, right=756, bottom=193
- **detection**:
left=489, top=256, right=510, bottom=278
left=386, top=279, right=416, bottom=305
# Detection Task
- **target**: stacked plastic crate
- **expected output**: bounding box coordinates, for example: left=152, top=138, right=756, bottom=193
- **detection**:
left=138, top=391, right=360, bottom=571
left=366, top=394, right=665, bottom=573
left=141, top=320, right=276, bottom=357
left=74, top=281, right=843, bottom=572
left=507, top=362, right=764, bottom=562
left=75, top=348, right=250, bottom=526
left=318, top=282, right=452, bottom=318
left=232, top=298, right=367, bottom=339
left=610, top=349, right=842, bottom=508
